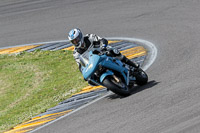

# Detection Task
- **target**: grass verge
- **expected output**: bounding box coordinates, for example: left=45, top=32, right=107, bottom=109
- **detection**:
left=0, top=50, right=88, bottom=132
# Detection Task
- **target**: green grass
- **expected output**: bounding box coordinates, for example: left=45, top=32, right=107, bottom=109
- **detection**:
left=0, top=50, right=88, bottom=132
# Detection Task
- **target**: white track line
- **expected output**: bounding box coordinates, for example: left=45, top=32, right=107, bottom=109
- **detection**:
left=29, top=37, right=157, bottom=133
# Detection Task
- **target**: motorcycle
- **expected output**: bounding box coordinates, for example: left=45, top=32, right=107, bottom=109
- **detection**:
left=79, top=50, right=148, bottom=96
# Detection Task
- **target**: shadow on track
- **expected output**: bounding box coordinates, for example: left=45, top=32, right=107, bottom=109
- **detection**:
left=107, top=80, right=160, bottom=99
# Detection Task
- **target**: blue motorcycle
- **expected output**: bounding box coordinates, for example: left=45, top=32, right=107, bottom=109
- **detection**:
left=80, top=50, right=148, bottom=96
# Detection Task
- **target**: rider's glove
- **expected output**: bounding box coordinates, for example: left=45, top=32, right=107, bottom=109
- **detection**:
left=101, top=43, right=107, bottom=51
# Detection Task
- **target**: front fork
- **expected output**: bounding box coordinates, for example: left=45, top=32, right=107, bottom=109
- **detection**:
left=88, top=69, right=135, bottom=88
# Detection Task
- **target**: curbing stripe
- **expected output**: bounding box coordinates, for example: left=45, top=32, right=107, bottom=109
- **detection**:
left=72, top=86, right=104, bottom=96
left=4, top=110, right=72, bottom=133
left=121, top=46, right=146, bottom=56
left=20, top=110, right=72, bottom=125
left=108, top=41, right=129, bottom=47
left=26, top=43, right=71, bottom=52
left=5, top=119, right=55, bottom=133
left=62, top=46, right=74, bottom=51
left=44, top=95, right=100, bottom=114
left=60, top=89, right=107, bottom=105
left=113, top=42, right=137, bottom=50
left=51, top=44, right=72, bottom=51
left=107, top=40, right=121, bottom=44
left=40, top=43, right=67, bottom=51
left=121, top=46, right=144, bottom=53
left=118, top=45, right=137, bottom=51
left=0, top=45, right=41, bottom=54
left=61, top=40, right=121, bottom=51
left=13, top=119, right=56, bottom=130
left=127, top=51, right=146, bottom=59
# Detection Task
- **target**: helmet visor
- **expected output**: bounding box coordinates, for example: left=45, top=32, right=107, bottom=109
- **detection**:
left=70, top=33, right=83, bottom=47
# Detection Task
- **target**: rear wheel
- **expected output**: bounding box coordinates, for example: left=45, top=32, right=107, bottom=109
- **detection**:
left=135, top=68, right=148, bottom=86
left=102, top=76, right=132, bottom=96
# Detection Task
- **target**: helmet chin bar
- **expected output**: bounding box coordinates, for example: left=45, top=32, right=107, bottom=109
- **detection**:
left=77, top=38, right=84, bottom=49
left=75, top=41, right=83, bottom=48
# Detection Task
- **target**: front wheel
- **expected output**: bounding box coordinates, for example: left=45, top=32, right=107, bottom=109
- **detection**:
left=102, top=76, right=132, bottom=96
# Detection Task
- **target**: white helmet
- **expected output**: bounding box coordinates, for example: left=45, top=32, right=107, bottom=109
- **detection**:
left=68, top=28, right=84, bottom=48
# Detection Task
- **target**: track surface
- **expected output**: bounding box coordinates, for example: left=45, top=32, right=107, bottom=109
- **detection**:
left=1, top=0, right=200, bottom=133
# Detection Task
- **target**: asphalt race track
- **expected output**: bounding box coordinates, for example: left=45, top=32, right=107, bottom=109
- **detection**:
left=1, top=0, right=200, bottom=133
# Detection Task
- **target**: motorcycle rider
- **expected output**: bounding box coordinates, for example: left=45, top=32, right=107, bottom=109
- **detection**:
left=68, top=28, right=139, bottom=82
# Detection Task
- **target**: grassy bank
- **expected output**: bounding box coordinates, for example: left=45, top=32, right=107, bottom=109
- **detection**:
left=0, top=50, right=88, bottom=132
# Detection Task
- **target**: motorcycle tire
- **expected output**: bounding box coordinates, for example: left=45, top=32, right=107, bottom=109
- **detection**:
left=135, top=68, right=148, bottom=86
left=102, top=76, right=132, bottom=96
